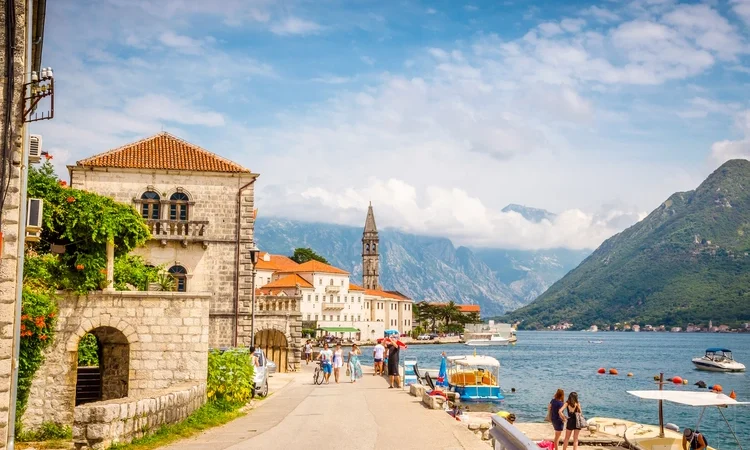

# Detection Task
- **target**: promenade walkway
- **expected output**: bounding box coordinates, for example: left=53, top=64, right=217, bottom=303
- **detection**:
left=162, top=364, right=489, bottom=450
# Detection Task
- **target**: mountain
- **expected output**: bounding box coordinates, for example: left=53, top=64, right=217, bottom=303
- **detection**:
left=501, top=204, right=556, bottom=222
left=254, top=216, right=589, bottom=316
left=505, top=159, right=750, bottom=329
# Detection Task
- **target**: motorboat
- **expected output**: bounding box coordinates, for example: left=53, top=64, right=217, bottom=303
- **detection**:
left=446, top=355, right=504, bottom=402
left=692, top=348, right=746, bottom=372
left=464, top=333, right=510, bottom=346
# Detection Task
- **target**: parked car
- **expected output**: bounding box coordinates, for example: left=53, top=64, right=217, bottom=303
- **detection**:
left=417, top=334, right=430, bottom=340
left=252, top=348, right=277, bottom=398
left=429, top=333, right=439, bottom=340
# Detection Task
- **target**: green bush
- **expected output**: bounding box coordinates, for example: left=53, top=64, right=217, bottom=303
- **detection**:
left=77, top=333, right=99, bottom=367
left=16, top=288, right=57, bottom=423
left=206, top=349, right=254, bottom=407
left=16, top=421, right=72, bottom=442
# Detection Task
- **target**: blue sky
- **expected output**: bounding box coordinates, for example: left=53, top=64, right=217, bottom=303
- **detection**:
left=35, top=0, right=750, bottom=249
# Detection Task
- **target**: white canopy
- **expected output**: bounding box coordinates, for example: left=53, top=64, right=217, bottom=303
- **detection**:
left=447, top=355, right=500, bottom=367
left=628, top=390, right=749, bottom=407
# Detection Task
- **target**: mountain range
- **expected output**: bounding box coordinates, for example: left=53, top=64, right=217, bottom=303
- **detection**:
left=506, top=159, right=750, bottom=329
left=254, top=211, right=589, bottom=316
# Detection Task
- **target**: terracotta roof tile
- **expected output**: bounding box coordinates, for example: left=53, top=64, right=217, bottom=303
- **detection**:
left=288, top=260, right=349, bottom=275
left=365, top=289, right=411, bottom=301
left=76, top=132, right=251, bottom=173
left=428, top=303, right=480, bottom=313
left=348, top=283, right=365, bottom=291
left=255, top=253, right=301, bottom=272
left=262, top=274, right=313, bottom=289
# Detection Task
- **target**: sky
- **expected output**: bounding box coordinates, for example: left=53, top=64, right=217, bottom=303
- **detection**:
left=34, top=0, right=750, bottom=250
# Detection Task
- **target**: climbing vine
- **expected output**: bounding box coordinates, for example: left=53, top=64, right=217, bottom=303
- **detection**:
left=17, top=160, right=154, bottom=425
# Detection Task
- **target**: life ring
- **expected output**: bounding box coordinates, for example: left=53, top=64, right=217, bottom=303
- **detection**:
left=430, top=390, right=448, bottom=399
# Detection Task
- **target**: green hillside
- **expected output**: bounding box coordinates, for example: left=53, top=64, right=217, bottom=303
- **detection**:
left=505, top=159, right=750, bottom=329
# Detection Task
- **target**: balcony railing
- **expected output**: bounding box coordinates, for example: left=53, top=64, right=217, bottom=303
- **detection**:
left=323, top=303, right=345, bottom=310
left=325, top=285, right=340, bottom=293
left=146, top=220, right=208, bottom=241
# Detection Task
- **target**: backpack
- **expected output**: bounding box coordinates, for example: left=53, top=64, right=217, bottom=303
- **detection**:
left=690, top=432, right=707, bottom=449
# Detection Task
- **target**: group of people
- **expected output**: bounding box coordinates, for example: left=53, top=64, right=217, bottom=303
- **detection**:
left=548, top=390, right=707, bottom=450
left=304, top=340, right=364, bottom=384
left=302, top=337, right=402, bottom=387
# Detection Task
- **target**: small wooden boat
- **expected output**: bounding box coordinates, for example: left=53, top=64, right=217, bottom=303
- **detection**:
left=446, top=355, right=504, bottom=402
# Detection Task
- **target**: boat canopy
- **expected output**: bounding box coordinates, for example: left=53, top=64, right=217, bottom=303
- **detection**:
left=706, top=348, right=732, bottom=353
left=447, top=355, right=500, bottom=367
left=627, top=390, right=749, bottom=406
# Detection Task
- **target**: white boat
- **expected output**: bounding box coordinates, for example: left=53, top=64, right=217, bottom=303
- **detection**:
left=447, top=355, right=504, bottom=401
left=464, top=333, right=509, bottom=346
left=692, top=348, right=746, bottom=372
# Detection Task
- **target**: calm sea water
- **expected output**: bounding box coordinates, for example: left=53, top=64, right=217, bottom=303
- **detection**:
left=359, top=331, right=750, bottom=449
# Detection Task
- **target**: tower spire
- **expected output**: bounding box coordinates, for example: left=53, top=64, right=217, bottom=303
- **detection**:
left=362, top=204, right=379, bottom=290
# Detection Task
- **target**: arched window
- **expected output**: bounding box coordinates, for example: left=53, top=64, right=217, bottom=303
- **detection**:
left=168, top=265, right=187, bottom=292
left=169, top=192, right=189, bottom=221
left=140, top=191, right=160, bottom=220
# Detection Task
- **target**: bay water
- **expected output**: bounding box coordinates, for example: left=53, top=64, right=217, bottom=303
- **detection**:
left=359, top=331, right=749, bottom=449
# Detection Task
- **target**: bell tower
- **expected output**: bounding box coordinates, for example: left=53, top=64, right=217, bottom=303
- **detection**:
left=362, top=203, right=379, bottom=290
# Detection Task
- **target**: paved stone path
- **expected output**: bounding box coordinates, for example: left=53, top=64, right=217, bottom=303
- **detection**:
left=162, top=364, right=490, bottom=450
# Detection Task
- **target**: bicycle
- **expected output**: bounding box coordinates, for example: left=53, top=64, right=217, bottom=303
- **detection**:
left=313, top=360, right=325, bottom=385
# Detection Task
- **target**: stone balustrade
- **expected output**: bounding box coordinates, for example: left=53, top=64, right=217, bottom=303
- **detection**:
left=73, top=382, right=206, bottom=450
left=255, top=296, right=300, bottom=313
left=146, top=219, right=208, bottom=239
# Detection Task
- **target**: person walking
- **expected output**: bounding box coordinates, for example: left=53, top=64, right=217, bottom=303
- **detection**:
left=347, top=344, right=363, bottom=383
left=559, top=392, right=583, bottom=450
left=373, top=340, right=385, bottom=376
left=333, top=344, right=344, bottom=383
left=318, top=343, right=333, bottom=384
left=548, top=389, right=565, bottom=450
left=304, top=340, right=313, bottom=365
left=386, top=338, right=401, bottom=388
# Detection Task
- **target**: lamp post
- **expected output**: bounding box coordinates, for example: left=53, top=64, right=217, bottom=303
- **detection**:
left=248, top=244, right=260, bottom=347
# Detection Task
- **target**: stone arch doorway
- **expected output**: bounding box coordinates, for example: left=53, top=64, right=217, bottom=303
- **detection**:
left=75, top=326, right=130, bottom=405
left=254, top=329, right=288, bottom=373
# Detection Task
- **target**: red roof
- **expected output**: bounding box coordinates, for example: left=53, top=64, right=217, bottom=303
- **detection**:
left=348, top=283, right=365, bottom=291
left=365, top=289, right=411, bottom=301
left=255, top=253, right=301, bottom=272
left=262, top=274, right=313, bottom=289
left=76, top=132, right=251, bottom=173
left=428, top=303, right=480, bottom=313
left=289, top=260, right=349, bottom=275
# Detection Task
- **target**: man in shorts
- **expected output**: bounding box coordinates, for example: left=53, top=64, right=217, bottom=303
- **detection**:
left=304, top=340, right=313, bottom=365
left=373, top=341, right=385, bottom=376
left=318, top=343, right=333, bottom=384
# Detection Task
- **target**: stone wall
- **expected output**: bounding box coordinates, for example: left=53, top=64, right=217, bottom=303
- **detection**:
left=22, top=291, right=211, bottom=430
left=69, top=166, right=257, bottom=348
left=0, top=0, right=28, bottom=447
left=73, top=381, right=206, bottom=450
left=237, top=295, right=302, bottom=372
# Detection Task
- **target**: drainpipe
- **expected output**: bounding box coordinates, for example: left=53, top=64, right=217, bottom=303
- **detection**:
left=233, top=176, right=257, bottom=347
left=8, top=1, right=34, bottom=448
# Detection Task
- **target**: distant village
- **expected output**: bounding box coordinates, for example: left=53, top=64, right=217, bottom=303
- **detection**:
left=547, top=321, right=750, bottom=333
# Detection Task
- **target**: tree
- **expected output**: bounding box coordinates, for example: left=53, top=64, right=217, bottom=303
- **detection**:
left=290, top=247, right=329, bottom=264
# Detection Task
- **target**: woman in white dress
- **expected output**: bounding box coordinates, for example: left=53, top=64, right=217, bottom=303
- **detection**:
left=333, top=344, right=344, bottom=383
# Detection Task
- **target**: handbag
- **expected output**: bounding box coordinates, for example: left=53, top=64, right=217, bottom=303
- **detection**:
left=346, top=364, right=351, bottom=376
left=544, top=403, right=552, bottom=423
left=575, top=412, right=587, bottom=429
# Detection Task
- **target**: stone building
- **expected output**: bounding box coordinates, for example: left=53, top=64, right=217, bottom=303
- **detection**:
left=0, top=0, right=48, bottom=447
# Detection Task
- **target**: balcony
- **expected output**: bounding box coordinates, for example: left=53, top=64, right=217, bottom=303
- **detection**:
left=323, top=303, right=345, bottom=310
left=146, top=220, right=209, bottom=247
left=325, top=285, right=340, bottom=293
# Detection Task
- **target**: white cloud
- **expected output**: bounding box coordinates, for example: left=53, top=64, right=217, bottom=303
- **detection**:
left=124, top=95, right=225, bottom=126
left=581, top=6, right=620, bottom=22
left=311, top=75, right=352, bottom=84
left=360, top=55, right=375, bottom=66
left=711, top=110, right=750, bottom=164
left=426, top=8, right=437, bottom=15
left=731, top=0, right=750, bottom=26
left=465, top=5, right=479, bottom=12
left=270, top=17, right=322, bottom=36
left=159, top=31, right=206, bottom=54
left=677, top=97, right=742, bottom=119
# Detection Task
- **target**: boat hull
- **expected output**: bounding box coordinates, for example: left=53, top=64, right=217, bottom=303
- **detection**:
left=692, top=358, right=746, bottom=372
left=451, top=384, right=504, bottom=402
left=464, top=339, right=509, bottom=346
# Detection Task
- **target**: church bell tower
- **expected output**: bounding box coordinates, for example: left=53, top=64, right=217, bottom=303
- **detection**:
left=362, top=203, right=379, bottom=290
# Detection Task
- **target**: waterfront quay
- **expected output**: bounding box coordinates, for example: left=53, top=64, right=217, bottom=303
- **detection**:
left=161, top=364, right=488, bottom=450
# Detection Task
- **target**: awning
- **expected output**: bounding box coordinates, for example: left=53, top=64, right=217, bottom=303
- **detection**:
left=627, top=390, right=749, bottom=406
left=317, top=327, right=360, bottom=332
left=447, top=355, right=501, bottom=367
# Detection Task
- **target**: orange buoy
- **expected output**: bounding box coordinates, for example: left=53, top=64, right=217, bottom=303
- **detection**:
left=713, top=384, right=723, bottom=393
left=730, top=390, right=737, bottom=399
left=598, top=368, right=606, bottom=374
left=627, top=373, right=633, bottom=377
left=672, top=376, right=682, bottom=384
left=609, top=368, right=618, bottom=375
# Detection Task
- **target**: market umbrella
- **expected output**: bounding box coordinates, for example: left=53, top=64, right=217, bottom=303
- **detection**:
left=437, top=355, right=448, bottom=386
